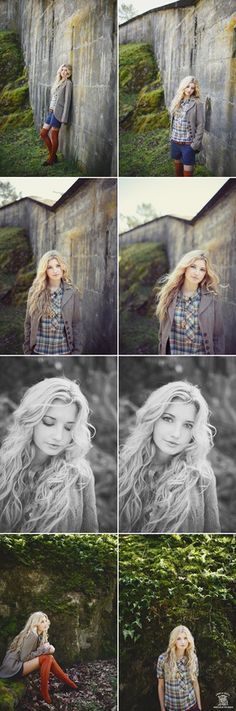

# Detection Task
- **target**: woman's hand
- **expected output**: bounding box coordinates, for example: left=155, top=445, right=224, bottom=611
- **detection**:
left=48, top=644, right=55, bottom=653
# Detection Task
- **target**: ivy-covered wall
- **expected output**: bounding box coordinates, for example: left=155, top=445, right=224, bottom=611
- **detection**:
left=119, top=535, right=236, bottom=711
left=0, top=535, right=117, bottom=667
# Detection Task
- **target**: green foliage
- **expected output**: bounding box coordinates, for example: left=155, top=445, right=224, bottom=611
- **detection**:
left=0, top=680, right=25, bottom=711
left=0, top=84, right=29, bottom=113
left=0, top=227, right=34, bottom=353
left=0, top=126, right=85, bottom=177
left=120, top=44, right=157, bottom=93
left=0, top=32, right=24, bottom=92
left=119, top=242, right=168, bottom=353
left=119, top=535, right=236, bottom=710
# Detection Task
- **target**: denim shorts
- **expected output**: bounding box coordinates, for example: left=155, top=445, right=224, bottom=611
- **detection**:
left=171, top=140, right=196, bottom=165
left=45, top=111, right=61, bottom=129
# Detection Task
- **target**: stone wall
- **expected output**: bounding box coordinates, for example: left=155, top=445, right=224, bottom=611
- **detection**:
left=0, top=179, right=117, bottom=353
left=120, top=179, right=236, bottom=353
left=0, top=0, right=116, bottom=176
left=119, top=0, right=236, bottom=176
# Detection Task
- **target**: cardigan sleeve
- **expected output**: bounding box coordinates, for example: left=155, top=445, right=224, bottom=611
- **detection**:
left=61, top=80, right=72, bottom=123
left=20, top=631, right=50, bottom=661
left=81, top=470, right=99, bottom=533
left=203, top=472, right=221, bottom=532
left=213, top=298, right=225, bottom=355
left=72, top=289, right=84, bottom=355
left=23, top=299, right=32, bottom=354
left=191, top=101, right=204, bottom=151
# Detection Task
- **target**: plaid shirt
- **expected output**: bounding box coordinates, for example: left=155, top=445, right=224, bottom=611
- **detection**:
left=34, top=286, right=70, bottom=355
left=169, top=289, right=205, bottom=355
left=157, top=653, right=199, bottom=711
left=172, top=99, right=193, bottom=143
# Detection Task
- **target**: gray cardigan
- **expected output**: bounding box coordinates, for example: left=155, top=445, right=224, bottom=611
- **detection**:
left=0, top=631, right=49, bottom=679
left=53, top=79, right=72, bottom=123
left=159, top=289, right=225, bottom=355
left=23, top=284, right=83, bottom=355
left=171, top=97, right=204, bottom=151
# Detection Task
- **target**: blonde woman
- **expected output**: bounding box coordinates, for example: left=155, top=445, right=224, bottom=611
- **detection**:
left=40, top=64, right=72, bottom=165
left=157, top=625, right=202, bottom=711
left=0, top=612, right=77, bottom=705
left=170, top=76, right=204, bottom=176
left=119, top=380, right=220, bottom=533
left=156, top=250, right=225, bottom=355
left=0, top=376, right=98, bottom=533
left=24, top=250, right=83, bottom=355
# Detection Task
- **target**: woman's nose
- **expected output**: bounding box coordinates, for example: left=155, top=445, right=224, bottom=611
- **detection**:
left=52, top=425, right=64, bottom=440
left=171, top=424, right=182, bottom=439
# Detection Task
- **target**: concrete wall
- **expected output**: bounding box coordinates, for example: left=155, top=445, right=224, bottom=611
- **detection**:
left=0, top=179, right=117, bottom=354
left=120, top=179, right=236, bottom=353
left=0, top=0, right=116, bottom=176
left=119, top=0, right=236, bottom=176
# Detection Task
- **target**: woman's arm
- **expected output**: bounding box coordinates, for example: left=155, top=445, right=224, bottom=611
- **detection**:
left=20, top=632, right=52, bottom=662
left=81, top=470, right=99, bottom=533
left=191, top=102, right=204, bottom=151
left=157, top=678, right=166, bottom=711
left=204, top=472, right=221, bottom=532
left=213, top=299, right=225, bottom=355
left=193, top=679, right=202, bottom=710
left=23, top=302, right=31, bottom=354
left=61, top=80, right=72, bottom=124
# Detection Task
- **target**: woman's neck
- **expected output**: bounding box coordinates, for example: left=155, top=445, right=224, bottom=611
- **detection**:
left=182, top=279, right=199, bottom=296
left=48, top=278, right=61, bottom=290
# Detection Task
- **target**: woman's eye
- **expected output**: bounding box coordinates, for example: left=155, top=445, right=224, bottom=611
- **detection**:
left=185, top=423, right=193, bottom=430
left=42, top=418, right=54, bottom=427
left=65, top=425, right=73, bottom=432
left=162, top=416, right=172, bottom=423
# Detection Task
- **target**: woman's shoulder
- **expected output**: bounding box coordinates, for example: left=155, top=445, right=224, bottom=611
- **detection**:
left=157, top=652, right=166, bottom=664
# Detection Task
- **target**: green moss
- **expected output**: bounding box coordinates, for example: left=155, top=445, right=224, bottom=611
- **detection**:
left=137, top=86, right=165, bottom=113
left=119, top=43, right=157, bottom=92
left=1, top=84, right=29, bottom=113
left=120, top=241, right=168, bottom=313
left=0, top=32, right=24, bottom=92
left=133, top=109, right=170, bottom=133
left=0, top=679, right=25, bottom=711
left=0, top=228, right=32, bottom=273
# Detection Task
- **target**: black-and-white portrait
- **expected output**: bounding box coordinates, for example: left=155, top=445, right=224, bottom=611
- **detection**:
left=119, top=356, right=236, bottom=534
left=0, top=356, right=117, bottom=534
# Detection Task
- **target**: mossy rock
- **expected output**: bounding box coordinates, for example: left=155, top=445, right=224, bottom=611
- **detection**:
left=0, top=228, right=32, bottom=274
left=119, top=43, right=157, bottom=92
left=0, top=108, right=34, bottom=132
left=137, top=86, right=165, bottom=114
left=11, top=263, right=36, bottom=306
left=0, top=32, right=24, bottom=92
left=133, top=109, right=170, bottom=133
left=0, top=680, right=25, bottom=711
left=120, top=241, right=168, bottom=315
left=0, top=84, right=29, bottom=114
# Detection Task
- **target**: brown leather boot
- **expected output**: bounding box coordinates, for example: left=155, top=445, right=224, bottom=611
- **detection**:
left=183, top=169, right=193, bottom=176
left=38, top=654, right=53, bottom=704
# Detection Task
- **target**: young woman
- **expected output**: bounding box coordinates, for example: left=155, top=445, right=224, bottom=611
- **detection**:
left=170, top=76, right=204, bottom=176
left=0, top=611, right=77, bottom=705
left=119, top=380, right=220, bottom=533
left=156, top=250, right=225, bottom=355
left=0, top=376, right=98, bottom=533
left=24, top=250, right=83, bottom=355
left=40, top=64, right=72, bottom=165
left=157, top=625, right=202, bottom=711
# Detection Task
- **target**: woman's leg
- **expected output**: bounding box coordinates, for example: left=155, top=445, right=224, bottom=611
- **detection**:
left=183, top=164, right=194, bottom=176
left=22, top=657, right=40, bottom=675
left=174, top=160, right=183, bottom=177
left=50, top=656, right=77, bottom=689
left=40, top=123, right=52, bottom=157
left=46, top=127, right=60, bottom=165
left=38, top=654, right=54, bottom=704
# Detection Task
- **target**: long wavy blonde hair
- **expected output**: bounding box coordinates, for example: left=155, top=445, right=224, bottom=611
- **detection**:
left=163, top=625, right=198, bottom=681
left=9, top=612, right=50, bottom=654
left=27, top=250, right=73, bottom=318
left=119, top=380, right=215, bottom=533
left=156, top=250, right=220, bottom=323
left=0, top=377, right=93, bottom=533
left=52, top=64, right=72, bottom=93
left=170, top=75, right=200, bottom=114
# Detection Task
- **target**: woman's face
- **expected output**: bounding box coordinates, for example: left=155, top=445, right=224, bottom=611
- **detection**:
left=37, top=616, right=49, bottom=634
left=60, top=66, right=70, bottom=79
left=46, top=258, right=63, bottom=282
left=175, top=631, right=189, bottom=654
left=184, top=259, right=206, bottom=287
left=153, top=399, right=196, bottom=457
left=183, top=81, right=195, bottom=97
left=33, top=399, right=78, bottom=460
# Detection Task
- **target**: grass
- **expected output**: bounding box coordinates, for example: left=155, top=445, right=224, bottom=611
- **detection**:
left=119, top=128, right=212, bottom=177
left=0, top=304, right=26, bottom=354
left=0, top=126, right=85, bottom=176
left=120, top=312, right=159, bottom=354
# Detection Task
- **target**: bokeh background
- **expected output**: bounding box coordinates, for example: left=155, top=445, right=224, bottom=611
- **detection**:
left=119, top=355, right=236, bottom=532
left=0, top=356, right=117, bottom=532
